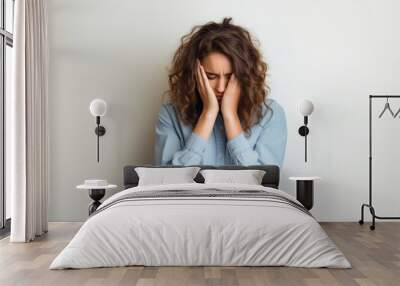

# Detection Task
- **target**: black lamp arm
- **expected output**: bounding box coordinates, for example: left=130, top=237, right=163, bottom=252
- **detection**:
left=94, top=116, right=106, bottom=162
left=298, top=116, right=310, bottom=162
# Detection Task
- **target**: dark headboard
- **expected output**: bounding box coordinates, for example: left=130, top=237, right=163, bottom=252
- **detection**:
left=123, top=165, right=280, bottom=189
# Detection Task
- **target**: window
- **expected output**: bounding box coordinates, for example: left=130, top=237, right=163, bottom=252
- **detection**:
left=0, top=0, right=14, bottom=234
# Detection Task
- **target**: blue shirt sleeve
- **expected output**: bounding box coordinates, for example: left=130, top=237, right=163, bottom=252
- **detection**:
left=154, top=104, right=208, bottom=165
left=226, top=101, right=287, bottom=167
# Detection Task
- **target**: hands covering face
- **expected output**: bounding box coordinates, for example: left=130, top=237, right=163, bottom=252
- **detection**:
left=220, top=73, right=241, bottom=116
left=196, top=59, right=241, bottom=117
left=196, top=59, right=219, bottom=115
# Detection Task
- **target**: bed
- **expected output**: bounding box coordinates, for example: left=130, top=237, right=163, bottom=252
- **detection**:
left=50, top=165, right=350, bottom=269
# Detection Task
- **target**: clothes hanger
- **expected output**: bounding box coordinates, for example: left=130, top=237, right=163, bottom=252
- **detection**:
left=393, top=106, right=400, bottom=118
left=378, top=97, right=395, bottom=118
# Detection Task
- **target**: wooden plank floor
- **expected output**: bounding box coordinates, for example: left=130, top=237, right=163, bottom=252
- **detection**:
left=0, top=222, right=399, bottom=286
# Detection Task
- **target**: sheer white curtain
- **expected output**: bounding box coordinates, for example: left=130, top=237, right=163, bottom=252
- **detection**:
left=8, top=0, right=49, bottom=242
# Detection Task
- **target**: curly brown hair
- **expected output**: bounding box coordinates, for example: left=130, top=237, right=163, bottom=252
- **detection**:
left=167, top=17, right=270, bottom=133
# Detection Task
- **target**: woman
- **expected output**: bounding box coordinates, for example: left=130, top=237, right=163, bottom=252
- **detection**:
left=155, top=17, right=287, bottom=167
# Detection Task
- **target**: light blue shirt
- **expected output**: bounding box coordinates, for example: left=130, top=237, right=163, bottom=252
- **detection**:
left=154, top=98, right=287, bottom=167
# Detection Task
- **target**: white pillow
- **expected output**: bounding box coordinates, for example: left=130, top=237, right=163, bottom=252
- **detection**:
left=135, top=167, right=201, bottom=186
left=200, top=169, right=266, bottom=185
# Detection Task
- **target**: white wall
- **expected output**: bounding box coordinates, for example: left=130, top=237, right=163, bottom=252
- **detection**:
left=47, top=0, right=400, bottom=222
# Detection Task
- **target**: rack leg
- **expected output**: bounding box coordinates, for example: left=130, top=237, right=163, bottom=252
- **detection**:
left=369, top=206, right=376, bottom=231
left=359, top=204, right=365, bottom=225
left=359, top=204, right=376, bottom=230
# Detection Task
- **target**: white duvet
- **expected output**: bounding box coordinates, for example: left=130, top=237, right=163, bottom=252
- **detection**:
left=50, top=183, right=351, bottom=269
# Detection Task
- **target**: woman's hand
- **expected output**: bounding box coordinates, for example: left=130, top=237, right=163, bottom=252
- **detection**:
left=192, top=60, right=219, bottom=141
left=221, top=74, right=243, bottom=140
left=196, top=60, right=219, bottom=116
left=221, top=74, right=241, bottom=117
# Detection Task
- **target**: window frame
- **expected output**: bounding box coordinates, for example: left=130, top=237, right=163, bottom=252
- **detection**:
left=0, top=0, right=14, bottom=233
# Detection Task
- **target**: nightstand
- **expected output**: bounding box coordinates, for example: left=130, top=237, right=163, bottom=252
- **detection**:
left=289, top=177, right=321, bottom=210
left=77, top=181, right=117, bottom=215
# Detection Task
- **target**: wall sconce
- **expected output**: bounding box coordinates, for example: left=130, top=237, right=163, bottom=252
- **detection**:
left=89, top=99, right=107, bottom=162
left=298, top=99, right=314, bottom=162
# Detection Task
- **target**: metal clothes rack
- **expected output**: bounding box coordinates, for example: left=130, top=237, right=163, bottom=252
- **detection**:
left=359, top=95, right=400, bottom=230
